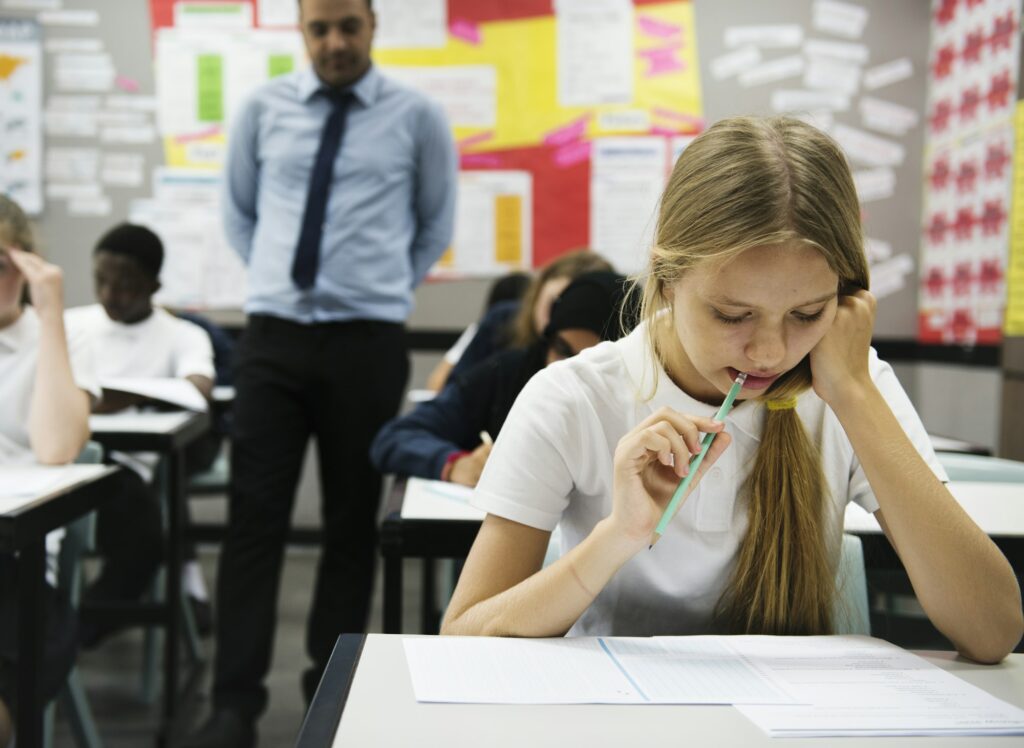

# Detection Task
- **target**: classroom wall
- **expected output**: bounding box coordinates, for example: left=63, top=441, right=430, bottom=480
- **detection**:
left=7, top=0, right=1006, bottom=533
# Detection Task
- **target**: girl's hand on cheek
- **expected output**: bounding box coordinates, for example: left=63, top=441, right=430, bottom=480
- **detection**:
left=810, top=289, right=876, bottom=408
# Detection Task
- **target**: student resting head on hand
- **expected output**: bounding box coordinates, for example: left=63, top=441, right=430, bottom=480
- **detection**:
left=0, top=194, right=98, bottom=746
left=441, top=116, right=1023, bottom=664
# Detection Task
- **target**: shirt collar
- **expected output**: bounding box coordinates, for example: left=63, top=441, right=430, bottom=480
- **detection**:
left=0, top=306, right=39, bottom=353
left=298, top=63, right=381, bottom=108
left=618, top=321, right=767, bottom=443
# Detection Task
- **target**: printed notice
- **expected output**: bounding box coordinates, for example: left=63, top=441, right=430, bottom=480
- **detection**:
left=831, top=123, right=904, bottom=167
left=444, top=171, right=532, bottom=276
left=710, top=46, right=761, bottom=80
left=375, top=0, right=447, bottom=49
left=556, top=0, right=634, bottom=107
left=383, top=65, right=496, bottom=128
left=590, top=137, right=667, bottom=274
left=0, top=18, right=43, bottom=213
left=863, top=57, right=913, bottom=90
left=739, top=55, right=804, bottom=87
left=724, top=25, right=803, bottom=49
left=812, top=0, right=869, bottom=40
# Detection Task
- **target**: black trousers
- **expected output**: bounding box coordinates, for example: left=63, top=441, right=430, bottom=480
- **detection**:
left=87, top=468, right=164, bottom=605
left=212, top=315, right=408, bottom=718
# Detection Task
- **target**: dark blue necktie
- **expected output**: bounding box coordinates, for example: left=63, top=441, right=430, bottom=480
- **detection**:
left=292, top=90, right=353, bottom=290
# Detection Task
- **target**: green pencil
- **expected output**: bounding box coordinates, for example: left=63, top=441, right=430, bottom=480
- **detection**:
left=649, top=372, right=747, bottom=548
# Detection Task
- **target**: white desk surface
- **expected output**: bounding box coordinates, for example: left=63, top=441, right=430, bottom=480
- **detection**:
left=845, top=481, right=1024, bottom=537
left=89, top=410, right=200, bottom=434
left=333, top=635, right=1024, bottom=747
left=0, top=464, right=114, bottom=515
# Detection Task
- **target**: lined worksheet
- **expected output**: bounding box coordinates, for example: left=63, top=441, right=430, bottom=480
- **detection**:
left=403, top=635, right=1024, bottom=737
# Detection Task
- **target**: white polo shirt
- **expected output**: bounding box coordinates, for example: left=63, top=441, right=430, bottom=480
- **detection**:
left=65, top=304, right=215, bottom=382
left=65, top=304, right=215, bottom=481
left=472, top=322, right=947, bottom=637
left=0, top=306, right=100, bottom=464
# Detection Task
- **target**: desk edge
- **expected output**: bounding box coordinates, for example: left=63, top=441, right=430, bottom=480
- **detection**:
left=295, top=634, right=366, bottom=747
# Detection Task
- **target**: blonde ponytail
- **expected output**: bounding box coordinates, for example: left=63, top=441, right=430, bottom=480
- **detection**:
left=714, top=360, right=836, bottom=634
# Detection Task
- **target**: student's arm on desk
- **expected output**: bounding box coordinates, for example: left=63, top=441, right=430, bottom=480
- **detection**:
left=186, top=374, right=213, bottom=401
left=815, top=292, right=1023, bottom=663
left=370, top=383, right=481, bottom=482
left=11, top=250, right=90, bottom=463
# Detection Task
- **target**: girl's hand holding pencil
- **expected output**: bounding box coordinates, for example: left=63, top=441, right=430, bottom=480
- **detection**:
left=609, top=407, right=732, bottom=552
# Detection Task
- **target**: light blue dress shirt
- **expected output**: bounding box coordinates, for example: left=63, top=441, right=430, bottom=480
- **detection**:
left=222, top=64, right=457, bottom=323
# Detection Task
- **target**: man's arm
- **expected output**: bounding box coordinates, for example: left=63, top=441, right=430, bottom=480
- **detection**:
left=409, top=100, right=457, bottom=287
left=221, top=97, right=261, bottom=263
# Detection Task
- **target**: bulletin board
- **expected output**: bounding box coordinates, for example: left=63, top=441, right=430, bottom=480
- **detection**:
left=140, top=0, right=704, bottom=292
left=691, top=0, right=932, bottom=341
left=4, top=0, right=987, bottom=342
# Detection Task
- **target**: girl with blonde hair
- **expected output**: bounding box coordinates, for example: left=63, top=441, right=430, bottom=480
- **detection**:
left=441, top=116, right=1022, bottom=663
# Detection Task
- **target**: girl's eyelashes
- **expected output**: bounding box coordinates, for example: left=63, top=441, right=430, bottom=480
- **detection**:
left=793, top=308, right=826, bottom=323
left=710, top=307, right=827, bottom=325
left=712, top=310, right=748, bottom=325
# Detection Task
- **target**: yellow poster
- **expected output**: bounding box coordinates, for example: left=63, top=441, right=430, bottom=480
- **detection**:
left=1006, top=101, right=1024, bottom=336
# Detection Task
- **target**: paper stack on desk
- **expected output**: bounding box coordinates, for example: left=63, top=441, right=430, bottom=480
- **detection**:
left=403, top=635, right=1024, bottom=737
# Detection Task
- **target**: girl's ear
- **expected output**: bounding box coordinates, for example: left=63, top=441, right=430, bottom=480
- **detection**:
left=659, top=279, right=674, bottom=305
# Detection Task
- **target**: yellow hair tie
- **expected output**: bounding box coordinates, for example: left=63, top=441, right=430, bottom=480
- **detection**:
left=765, top=397, right=798, bottom=411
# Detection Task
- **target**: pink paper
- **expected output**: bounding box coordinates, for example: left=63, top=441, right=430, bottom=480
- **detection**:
left=554, top=140, right=591, bottom=168
left=115, top=74, right=140, bottom=93
left=543, top=115, right=589, bottom=147
left=450, top=19, right=481, bottom=45
left=653, top=108, right=704, bottom=131
left=649, top=126, right=678, bottom=136
left=638, top=47, right=685, bottom=76
left=175, top=125, right=221, bottom=144
left=457, top=131, right=495, bottom=151
left=460, top=153, right=502, bottom=168
left=637, top=15, right=682, bottom=39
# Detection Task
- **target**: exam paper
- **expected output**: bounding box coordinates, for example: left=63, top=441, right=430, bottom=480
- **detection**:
left=400, top=477, right=481, bottom=521
left=733, top=636, right=1024, bottom=737
left=403, top=636, right=795, bottom=705
left=0, top=465, right=109, bottom=509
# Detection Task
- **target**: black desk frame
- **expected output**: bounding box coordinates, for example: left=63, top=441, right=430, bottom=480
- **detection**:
left=379, top=480, right=480, bottom=634
left=87, top=411, right=209, bottom=747
left=0, top=467, right=119, bottom=748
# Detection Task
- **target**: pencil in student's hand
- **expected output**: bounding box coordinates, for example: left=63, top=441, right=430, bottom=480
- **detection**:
left=649, top=372, right=747, bottom=549
left=479, top=430, right=493, bottom=446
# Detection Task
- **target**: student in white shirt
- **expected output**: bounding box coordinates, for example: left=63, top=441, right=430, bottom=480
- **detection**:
left=0, top=195, right=97, bottom=745
left=441, top=116, right=1023, bottom=663
left=65, top=223, right=216, bottom=645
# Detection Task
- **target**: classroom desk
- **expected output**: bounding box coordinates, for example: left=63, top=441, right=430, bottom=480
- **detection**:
left=86, top=410, right=210, bottom=746
left=381, top=480, right=1024, bottom=636
left=296, top=633, right=1024, bottom=748
left=0, top=464, right=119, bottom=748
left=845, top=481, right=1024, bottom=569
left=379, top=479, right=481, bottom=634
